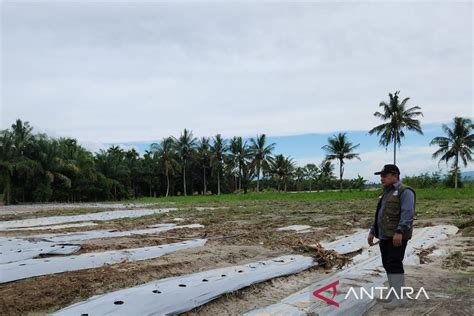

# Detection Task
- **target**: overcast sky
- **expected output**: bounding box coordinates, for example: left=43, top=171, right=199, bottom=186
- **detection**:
left=1, top=0, right=472, bottom=180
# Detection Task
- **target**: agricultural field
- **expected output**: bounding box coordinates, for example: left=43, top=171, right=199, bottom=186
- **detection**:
left=0, top=188, right=472, bottom=315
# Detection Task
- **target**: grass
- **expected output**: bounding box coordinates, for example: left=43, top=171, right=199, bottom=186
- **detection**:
left=130, top=187, right=474, bottom=204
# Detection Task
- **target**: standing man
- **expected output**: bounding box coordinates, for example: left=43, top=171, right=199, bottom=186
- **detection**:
left=367, top=164, right=415, bottom=309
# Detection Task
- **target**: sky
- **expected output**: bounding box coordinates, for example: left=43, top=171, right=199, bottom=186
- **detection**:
left=1, top=0, right=473, bottom=182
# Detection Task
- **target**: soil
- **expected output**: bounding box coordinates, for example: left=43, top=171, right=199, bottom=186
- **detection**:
left=0, top=200, right=472, bottom=315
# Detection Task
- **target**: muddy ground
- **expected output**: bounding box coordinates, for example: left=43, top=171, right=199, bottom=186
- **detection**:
left=0, top=198, right=472, bottom=315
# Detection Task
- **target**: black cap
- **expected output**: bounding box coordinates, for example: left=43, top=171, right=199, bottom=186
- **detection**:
left=374, top=164, right=400, bottom=175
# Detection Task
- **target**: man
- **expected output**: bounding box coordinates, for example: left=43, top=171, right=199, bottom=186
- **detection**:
left=367, top=164, right=415, bottom=309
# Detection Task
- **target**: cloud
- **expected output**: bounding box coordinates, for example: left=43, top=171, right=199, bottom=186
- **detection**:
left=1, top=1, right=472, bottom=144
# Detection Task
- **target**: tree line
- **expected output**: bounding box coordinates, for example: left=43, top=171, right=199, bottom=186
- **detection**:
left=1, top=91, right=472, bottom=204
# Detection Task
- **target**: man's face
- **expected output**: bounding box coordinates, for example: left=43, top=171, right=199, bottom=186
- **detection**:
left=380, top=173, right=398, bottom=187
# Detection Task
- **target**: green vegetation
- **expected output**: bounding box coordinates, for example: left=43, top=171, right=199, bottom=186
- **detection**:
left=0, top=108, right=472, bottom=204
left=131, top=187, right=474, bottom=204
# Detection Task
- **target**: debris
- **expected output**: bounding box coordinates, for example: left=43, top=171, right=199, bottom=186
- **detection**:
left=442, top=251, right=470, bottom=270
left=295, top=242, right=351, bottom=269
left=414, top=246, right=436, bottom=264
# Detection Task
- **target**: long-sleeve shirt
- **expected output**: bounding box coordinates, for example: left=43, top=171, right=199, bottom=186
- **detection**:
left=370, top=181, right=415, bottom=239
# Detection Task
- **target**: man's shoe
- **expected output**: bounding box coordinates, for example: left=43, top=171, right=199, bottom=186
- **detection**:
left=382, top=273, right=405, bottom=309
left=382, top=298, right=405, bottom=309
left=376, top=297, right=392, bottom=303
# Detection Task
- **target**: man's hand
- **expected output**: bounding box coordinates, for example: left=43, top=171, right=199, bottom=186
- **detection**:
left=368, top=233, right=375, bottom=246
left=393, top=233, right=403, bottom=247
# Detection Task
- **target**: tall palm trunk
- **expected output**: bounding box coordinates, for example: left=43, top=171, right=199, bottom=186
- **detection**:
left=166, top=172, right=170, bottom=197
left=393, top=130, right=397, bottom=165
left=183, top=159, right=187, bottom=196
left=339, top=159, right=343, bottom=192
left=203, top=167, right=207, bottom=195
left=238, top=166, right=242, bottom=193
left=454, top=154, right=459, bottom=189
left=2, top=172, right=11, bottom=205
left=217, top=168, right=221, bottom=195
left=256, top=165, right=260, bottom=192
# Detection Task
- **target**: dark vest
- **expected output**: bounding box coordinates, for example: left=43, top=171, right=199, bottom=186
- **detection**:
left=373, top=184, right=415, bottom=240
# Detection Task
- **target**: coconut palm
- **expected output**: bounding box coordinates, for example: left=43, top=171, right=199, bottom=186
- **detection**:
left=211, top=134, right=227, bottom=195
left=318, top=159, right=335, bottom=190
left=172, top=129, right=196, bottom=196
left=197, top=137, right=211, bottom=195
left=229, top=137, right=252, bottom=193
left=430, top=117, right=473, bottom=188
left=369, top=91, right=423, bottom=164
left=151, top=137, right=179, bottom=197
left=250, top=134, right=275, bottom=192
left=303, top=163, right=319, bottom=191
left=322, top=133, right=360, bottom=191
left=270, top=154, right=295, bottom=192
left=294, top=167, right=305, bottom=191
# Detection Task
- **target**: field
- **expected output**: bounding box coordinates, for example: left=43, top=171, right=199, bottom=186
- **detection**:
left=0, top=188, right=472, bottom=315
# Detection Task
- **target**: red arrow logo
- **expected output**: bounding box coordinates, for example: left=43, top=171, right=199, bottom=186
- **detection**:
left=312, top=280, right=340, bottom=307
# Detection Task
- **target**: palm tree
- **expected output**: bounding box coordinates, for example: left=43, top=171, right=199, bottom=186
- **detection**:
left=11, top=119, right=33, bottom=157
left=250, top=134, right=275, bottom=192
left=229, top=137, right=252, bottom=193
left=430, top=117, right=473, bottom=188
left=95, top=145, right=129, bottom=200
left=294, top=167, right=305, bottom=191
left=0, top=130, right=16, bottom=204
left=151, top=137, right=179, bottom=197
left=303, top=163, right=319, bottom=191
left=125, top=149, right=140, bottom=198
left=369, top=91, right=423, bottom=164
left=142, top=150, right=156, bottom=197
left=0, top=120, right=38, bottom=204
left=29, top=136, right=72, bottom=201
left=229, top=137, right=240, bottom=192
left=211, top=134, right=227, bottom=195
left=270, top=154, right=295, bottom=192
left=322, top=133, right=360, bottom=191
left=197, top=137, right=211, bottom=195
left=318, top=159, right=335, bottom=190
left=173, top=129, right=196, bottom=196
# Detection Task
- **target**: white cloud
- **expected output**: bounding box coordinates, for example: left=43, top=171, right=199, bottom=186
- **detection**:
left=1, top=1, right=472, bottom=143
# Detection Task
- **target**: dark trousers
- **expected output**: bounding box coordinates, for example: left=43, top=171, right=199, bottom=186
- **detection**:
left=379, top=239, right=408, bottom=274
